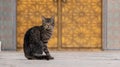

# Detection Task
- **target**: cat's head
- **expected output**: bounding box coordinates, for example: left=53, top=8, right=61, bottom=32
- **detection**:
left=42, top=16, right=55, bottom=30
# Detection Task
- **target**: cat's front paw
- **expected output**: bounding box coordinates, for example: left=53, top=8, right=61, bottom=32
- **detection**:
left=46, top=56, right=54, bottom=60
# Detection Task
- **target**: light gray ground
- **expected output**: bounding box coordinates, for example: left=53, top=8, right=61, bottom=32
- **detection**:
left=0, top=51, right=120, bottom=67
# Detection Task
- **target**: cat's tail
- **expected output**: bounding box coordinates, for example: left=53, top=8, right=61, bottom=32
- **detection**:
left=33, top=55, right=50, bottom=60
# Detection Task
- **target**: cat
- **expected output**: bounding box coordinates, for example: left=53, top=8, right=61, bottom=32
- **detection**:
left=23, top=16, right=54, bottom=60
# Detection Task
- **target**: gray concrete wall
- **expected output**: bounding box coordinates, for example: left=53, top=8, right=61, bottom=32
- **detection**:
left=103, top=0, right=120, bottom=50
left=0, top=0, right=16, bottom=51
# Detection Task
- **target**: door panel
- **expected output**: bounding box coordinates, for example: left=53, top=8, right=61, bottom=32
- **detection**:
left=17, top=0, right=58, bottom=49
left=62, top=0, right=102, bottom=48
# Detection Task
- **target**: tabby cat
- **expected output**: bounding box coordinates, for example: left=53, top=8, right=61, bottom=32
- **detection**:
left=23, top=16, right=54, bottom=60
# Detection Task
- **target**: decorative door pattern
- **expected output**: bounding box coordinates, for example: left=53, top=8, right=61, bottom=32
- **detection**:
left=17, top=0, right=58, bottom=49
left=62, top=0, right=102, bottom=48
left=17, top=0, right=102, bottom=49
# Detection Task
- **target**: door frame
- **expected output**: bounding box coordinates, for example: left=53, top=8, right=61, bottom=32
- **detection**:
left=57, top=0, right=62, bottom=49
left=13, top=0, right=108, bottom=51
left=102, top=0, right=107, bottom=50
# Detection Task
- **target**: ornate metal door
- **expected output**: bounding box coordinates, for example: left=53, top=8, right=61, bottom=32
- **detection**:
left=61, top=0, right=102, bottom=49
left=17, top=0, right=102, bottom=49
left=17, top=0, right=58, bottom=49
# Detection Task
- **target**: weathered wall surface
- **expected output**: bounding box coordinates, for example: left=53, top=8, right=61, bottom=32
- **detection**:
left=103, top=0, right=120, bottom=50
left=0, top=0, right=16, bottom=50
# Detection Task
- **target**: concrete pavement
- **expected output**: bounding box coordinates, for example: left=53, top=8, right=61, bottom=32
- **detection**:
left=0, top=51, right=120, bottom=67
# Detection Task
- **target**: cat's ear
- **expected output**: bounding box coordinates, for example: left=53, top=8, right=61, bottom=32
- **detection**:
left=51, top=16, right=54, bottom=23
left=41, top=16, right=45, bottom=21
left=51, top=16, right=54, bottom=20
left=51, top=16, right=55, bottom=26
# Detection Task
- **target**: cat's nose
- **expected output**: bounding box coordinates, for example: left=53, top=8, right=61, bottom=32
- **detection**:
left=48, top=25, right=49, bottom=28
left=44, top=25, right=49, bottom=29
left=47, top=23, right=50, bottom=25
left=46, top=24, right=50, bottom=27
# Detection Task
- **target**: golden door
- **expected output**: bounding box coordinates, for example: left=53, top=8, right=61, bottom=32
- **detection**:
left=17, top=0, right=102, bottom=49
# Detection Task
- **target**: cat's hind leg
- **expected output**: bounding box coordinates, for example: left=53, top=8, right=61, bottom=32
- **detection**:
left=24, top=43, right=35, bottom=60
